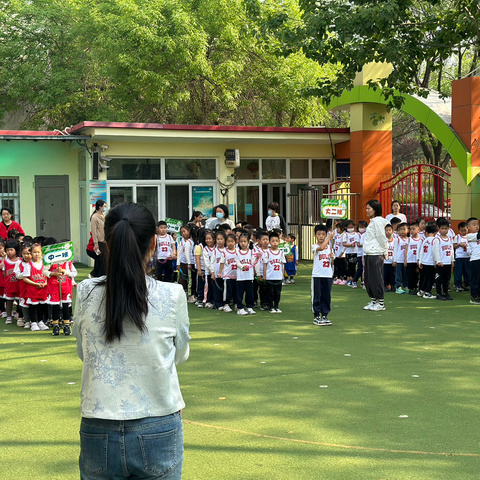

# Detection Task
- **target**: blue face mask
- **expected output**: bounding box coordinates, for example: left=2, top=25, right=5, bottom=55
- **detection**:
left=216, top=212, right=224, bottom=220
left=268, top=210, right=273, bottom=216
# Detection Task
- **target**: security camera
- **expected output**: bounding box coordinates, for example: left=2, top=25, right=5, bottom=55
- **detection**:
left=99, top=163, right=110, bottom=171
left=100, top=156, right=111, bottom=162
left=100, top=144, right=109, bottom=151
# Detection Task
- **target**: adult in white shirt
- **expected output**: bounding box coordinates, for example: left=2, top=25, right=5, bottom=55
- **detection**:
left=74, top=202, right=190, bottom=480
left=204, top=204, right=235, bottom=230
left=385, top=200, right=407, bottom=224
left=363, top=200, right=389, bottom=311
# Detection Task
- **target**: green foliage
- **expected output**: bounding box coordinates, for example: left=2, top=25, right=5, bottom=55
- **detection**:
left=297, top=0, right=480, bottom=108
left=0, top=0, right=343, bottom=129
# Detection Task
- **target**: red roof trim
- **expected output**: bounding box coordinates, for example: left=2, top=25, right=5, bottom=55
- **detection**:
left=0, top=130, right=62, bottom=136
left=71, top=121, right=349, bottom=134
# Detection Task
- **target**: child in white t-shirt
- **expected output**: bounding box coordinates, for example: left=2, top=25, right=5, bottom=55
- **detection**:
left=453, top=221, right=471, bottom=293
left=311, top=225, right=335, bottom=326
left=263, top=231, right=286, bottom=313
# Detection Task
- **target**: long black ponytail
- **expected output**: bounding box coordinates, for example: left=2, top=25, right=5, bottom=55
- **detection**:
left=102, top=202, right=156, bottom=343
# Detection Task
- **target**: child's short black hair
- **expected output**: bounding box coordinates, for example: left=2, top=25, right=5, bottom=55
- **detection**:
left=255, top=229, right=269, bottom=240
left=397, top=222, right=408, bottom=230
left=467, top=217, right=478, bottom=225
left=315, top=224, right=327, bottom=234
left=409, top=221, right=419, bottom=228
left=5, top=239, right=19, bottom=253
left=458, top=222, right=467, bottom=229
left=385, top=224, right=393, bottom=229
left=226, top=234, right=236, bottom=244
left=344, top=219, right=355, bottom=228
left=269, top=231, right=279, bottom=241
left=7, top=229, right=18, bottom=239
left=437, top=218, right=449, bottom=228
left=358, top=220, right=368, bottom=228
left=157, top=220, right=167, bottom=227
left=286, top=233, right=296, bottom=241
left=426, top=225, right=438, bottom=234
left=272, top=228, right=283, bottom=236
left=390, top=217, right=402, bottom=226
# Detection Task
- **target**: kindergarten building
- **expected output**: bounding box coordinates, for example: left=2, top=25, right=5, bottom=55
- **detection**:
left=0, top=64, right=478, bottom=263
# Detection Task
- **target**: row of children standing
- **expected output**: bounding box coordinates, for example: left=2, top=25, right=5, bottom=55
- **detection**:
left=331, top=215, right=479, bottom=303
left=153, top=222, right=299, bottom=315
left=1, top=233, right=76, bottom=335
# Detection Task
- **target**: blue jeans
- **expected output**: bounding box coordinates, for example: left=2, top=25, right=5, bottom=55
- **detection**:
left=395, top=264, right=407, bottom=288
left=79, top=413, right=183, bottom=480
left=454, top=257, right=471, bottom=287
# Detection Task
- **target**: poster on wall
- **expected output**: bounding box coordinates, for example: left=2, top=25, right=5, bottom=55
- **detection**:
left=90, top=180, right=107, bottom=207
left=192, top=186, right=214, bottom=215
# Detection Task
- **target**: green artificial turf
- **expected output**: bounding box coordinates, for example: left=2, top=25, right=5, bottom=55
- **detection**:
left=1, top=262, right=480, bottom=479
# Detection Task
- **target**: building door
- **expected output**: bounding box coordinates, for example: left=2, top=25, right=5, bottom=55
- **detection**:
left=35, top=175, right=70, bottom=240
left=263, top=184, right=286, bottom=226
left=165, top=185, right=189, bottom=223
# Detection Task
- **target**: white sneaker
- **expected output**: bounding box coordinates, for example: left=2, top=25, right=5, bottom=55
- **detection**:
left=363, top=302, right=375, bottom=310
left=217, top=306, right=224, bottom=311
left=370, top=303, right=386, bottom=311
left=187, top=295, right=196, bottom=303
left=1, top=312, right=7, bottom=318
left=237, top=308, right=248, bottom=316
left=223, top=305, right=232, bottom=313
left=5, top=317, right=12, bottom=324
left=23, top=321, right=31, bottom=329
left=269, top=308, right=276, bottom=314
left=38, top=320, right=49, bottom=330
left=247, top=308, right=256, bottom=315
left=205, top=302, right=214, bottom=309
left=31, top=322, right=40, bottom=331
left=285, top=279, right=291, bottom=284
left=17, top=319, right=25, bottom=327
left=276, top=309, right=282, bottom=314
left=290, top=279, right=295, bottom=284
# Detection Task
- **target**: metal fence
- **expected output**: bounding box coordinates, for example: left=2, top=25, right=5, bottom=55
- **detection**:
left=288, top=187, right=359, bottom=260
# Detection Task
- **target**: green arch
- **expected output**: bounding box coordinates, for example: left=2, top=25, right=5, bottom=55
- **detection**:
left=328, top=85, right=472, bottom=184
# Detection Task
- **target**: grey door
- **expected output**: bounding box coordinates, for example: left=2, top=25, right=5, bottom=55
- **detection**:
left=35, top=176, right=70, bottom=241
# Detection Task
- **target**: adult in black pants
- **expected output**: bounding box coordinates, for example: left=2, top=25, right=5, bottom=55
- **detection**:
left=363, top=200, right=389, bottom=311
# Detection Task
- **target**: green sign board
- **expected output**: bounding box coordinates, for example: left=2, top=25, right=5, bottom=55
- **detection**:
left=321, top=199, right=348, bottom=219
left=165, top=217, right=183, bottom=233
left=279, top=242, right=292, bottom=256
left=42, top=241, right=74, bottom=265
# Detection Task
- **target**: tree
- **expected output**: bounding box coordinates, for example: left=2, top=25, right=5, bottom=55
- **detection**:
left=297, top=0, right=480, bottom=107
left=0, top=0, right=344, bottom=129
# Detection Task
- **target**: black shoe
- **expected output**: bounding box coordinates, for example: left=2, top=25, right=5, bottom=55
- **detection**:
left=322, top=315, right=332, bottom=326
left=464, top=286, right=470, bottom=292
left=408, top=289, right=417, bottom=295
left=444, top=294, right=453, bottom=301
left=63, top=324, right=71, bottom=336
left=52, top=324, right=60, bottom=336
left=436, top=295, right=446, bottom=301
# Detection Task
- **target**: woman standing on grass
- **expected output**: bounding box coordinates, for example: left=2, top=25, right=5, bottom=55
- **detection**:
left=363, top=199, right=389, bottom=312
left=74, top=202, right=190, bottom=480
left=90, top=200, right=107, bottom=277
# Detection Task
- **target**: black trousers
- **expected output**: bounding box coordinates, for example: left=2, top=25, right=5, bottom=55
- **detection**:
left=364, top=255, right=385, bottom=300
left=312, top=277, right=333, bottom=317
left=155, top=259, right=174, bottom=283
left=225, top=279, right=237, bottom=305
left=407, top=263, right=419, bottom=290
left=470, top=260, right=480, bottom=299
left=212, top=277, right=225, bottom=308
left=345, top=253, right=357, bottom=278
left=236, top=280, right=254, bottom=309
left=266, top=280, right=282, bottom=309
left=435, top=264, right=452, bottom=296
left=420, top=265, right=435, bottom=293
left=334, top=257, right=347, bottom=279
left=384, top=264, right=395, bottom=287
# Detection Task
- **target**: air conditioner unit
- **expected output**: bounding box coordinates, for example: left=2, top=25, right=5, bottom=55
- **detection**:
left=225, top=149, right=240, bottom=168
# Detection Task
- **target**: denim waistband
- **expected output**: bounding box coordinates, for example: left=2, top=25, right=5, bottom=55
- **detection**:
left=81, top=412, right=181, bottom=432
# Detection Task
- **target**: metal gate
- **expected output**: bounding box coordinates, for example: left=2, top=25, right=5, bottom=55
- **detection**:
left=288, top=186, right=358, bottom=260
left=378, top=164, right=451, bottom=222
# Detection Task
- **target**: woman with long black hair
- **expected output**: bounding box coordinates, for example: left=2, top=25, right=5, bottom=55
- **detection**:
left=89, top=200, right=107, bottom=277
left=74, top=202, right=190, bottom=480
left=363, top=199, right=389, bottom=312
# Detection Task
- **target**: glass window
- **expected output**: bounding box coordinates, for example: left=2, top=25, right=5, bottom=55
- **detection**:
left=108, top=159, right=161, bottom=180
left=110, top=186, right=133, bottom=208
left=137, top=186, right=159, bottom=221
left=262, top=159, right=286, bottom=179
left=166, top=185, right=189, bottom=223
left=236, top=185, right=259, bottom=227
left=290, top=159, right=309, bottom=179
left=312, top=159, right=331, bottom=179
left=236, top=159, right=259, bottom=179
left=165, top=158, right=215, bottom=180
left=0, top=177, right=20, bottom=222
left=289, top=184, right=308, bottom=195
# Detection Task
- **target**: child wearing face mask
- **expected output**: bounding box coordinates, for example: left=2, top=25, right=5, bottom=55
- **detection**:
left=342, top=220, right=359, bottom=287
left=352, top=220, right=367, bottom=288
